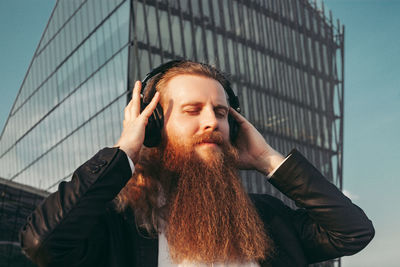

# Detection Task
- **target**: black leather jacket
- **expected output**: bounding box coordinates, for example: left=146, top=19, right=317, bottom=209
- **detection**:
left=19, top=148, right=374, bottom=267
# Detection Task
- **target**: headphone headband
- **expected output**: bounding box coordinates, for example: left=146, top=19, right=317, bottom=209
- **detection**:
left=142, top=60, right=184, bottom=87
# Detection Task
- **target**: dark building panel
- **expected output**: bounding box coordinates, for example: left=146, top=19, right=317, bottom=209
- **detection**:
left=0, top=177, right=48, bottom=267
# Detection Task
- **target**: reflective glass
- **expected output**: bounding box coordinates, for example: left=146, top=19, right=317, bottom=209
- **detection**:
left=183, top=22, right=192, bottom=58
left=171, top=15, right=183, bottom=54
left=222, top=0, right=231, bottom=31
left=135, top=2, right=146, bottom=42
left=86, top=0, right=96, bottom=32
left=205, top=29, right=215, bottom=64
left=211, top=1, right=221, bottom=28
left=159, top=10, right=170, bottom=52
left=147, top=6, right=159, bottom=46
left=217, top=34, right=224, bottom=69
left=195, top=26, right=203, bottom=61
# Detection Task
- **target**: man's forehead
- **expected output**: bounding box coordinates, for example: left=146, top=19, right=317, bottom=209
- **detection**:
left=164, top=74, right=228, bottom=104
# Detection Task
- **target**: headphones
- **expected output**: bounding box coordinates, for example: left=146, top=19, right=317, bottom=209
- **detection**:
left=138, top=60, right=241, bottom=147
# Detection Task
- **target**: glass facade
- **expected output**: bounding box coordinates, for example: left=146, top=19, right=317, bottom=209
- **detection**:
left=0, top=0, right=130, bottom=192
left=0, top=1, right=344, bottom=266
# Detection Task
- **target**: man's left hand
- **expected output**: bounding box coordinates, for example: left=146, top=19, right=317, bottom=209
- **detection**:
left=229, top=108, right=285, bottom=176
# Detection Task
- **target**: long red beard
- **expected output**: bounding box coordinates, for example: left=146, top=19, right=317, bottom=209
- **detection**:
left=117, top=132, right=273, bottom=264
left=160, top=132, right=272, bottom=264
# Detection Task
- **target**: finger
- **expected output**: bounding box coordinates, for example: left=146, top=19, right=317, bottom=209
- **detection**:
left=123, top=105, right=131, bottom=122
left=130, top=81, right=142, bottom=118
left=140, top=92, right=160, bottom=119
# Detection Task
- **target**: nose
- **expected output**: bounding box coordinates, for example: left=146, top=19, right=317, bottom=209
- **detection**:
left=201, top=107, right=218, bottom=132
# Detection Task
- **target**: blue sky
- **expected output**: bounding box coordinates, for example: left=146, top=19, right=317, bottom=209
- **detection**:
left=324, top=0, right=400, bottom=266
left=1, top=1, right=399, bottom=266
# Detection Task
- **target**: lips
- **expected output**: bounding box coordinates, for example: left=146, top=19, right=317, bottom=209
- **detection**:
left=199, top=142, right=218, bottom=145
left=197, top=140, right=221, bottom=147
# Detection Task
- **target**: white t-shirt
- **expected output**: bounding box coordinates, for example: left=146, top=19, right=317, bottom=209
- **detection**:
left=158, top=232, right=260, bottom=267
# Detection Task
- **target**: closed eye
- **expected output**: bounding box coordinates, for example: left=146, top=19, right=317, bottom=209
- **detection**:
left=184, top=109, right=200, bottom=115
left=215, top=107, right=228, bottom=118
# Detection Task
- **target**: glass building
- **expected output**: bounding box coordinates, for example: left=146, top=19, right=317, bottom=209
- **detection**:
left=0, top=0, right=344, bottom=266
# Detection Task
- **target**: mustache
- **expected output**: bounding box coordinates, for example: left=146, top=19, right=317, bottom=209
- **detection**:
left=192, top=131, right=224, bottom=146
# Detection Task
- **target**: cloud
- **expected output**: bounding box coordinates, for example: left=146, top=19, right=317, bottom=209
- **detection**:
left=343, top=189, right=360, bottom=201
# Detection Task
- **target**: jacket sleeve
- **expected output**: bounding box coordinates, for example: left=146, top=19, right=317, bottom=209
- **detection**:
left=268, top=149, right=374, bottom=263
left=19, top=147, right=133, bottom=267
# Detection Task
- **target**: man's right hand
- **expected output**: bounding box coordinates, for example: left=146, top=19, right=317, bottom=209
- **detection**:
left=114, top=81, right=160, bottom=164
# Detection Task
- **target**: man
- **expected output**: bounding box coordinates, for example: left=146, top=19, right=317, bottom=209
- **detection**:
left=20, top=61, right=374, bottom=267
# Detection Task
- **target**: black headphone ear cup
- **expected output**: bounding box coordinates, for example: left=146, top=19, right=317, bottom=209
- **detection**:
left=143, top=103, right=164, bottom=147
left=228, top=114, right=239, bottom=143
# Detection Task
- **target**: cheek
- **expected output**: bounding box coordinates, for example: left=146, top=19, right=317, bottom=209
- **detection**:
left=220, top=120, right=230, bottom=140
left=164, top=115, right=198, bottom=140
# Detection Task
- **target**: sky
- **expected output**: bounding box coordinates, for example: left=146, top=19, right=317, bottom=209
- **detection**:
left=323, top=1, right=400, bottom=266
left=0, top=1, right=399, bottom=266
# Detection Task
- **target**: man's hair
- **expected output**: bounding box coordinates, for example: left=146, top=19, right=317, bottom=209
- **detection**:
left=142, top=60, right=232, bottom=107
left=115, top=147, right=165, bottom=233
